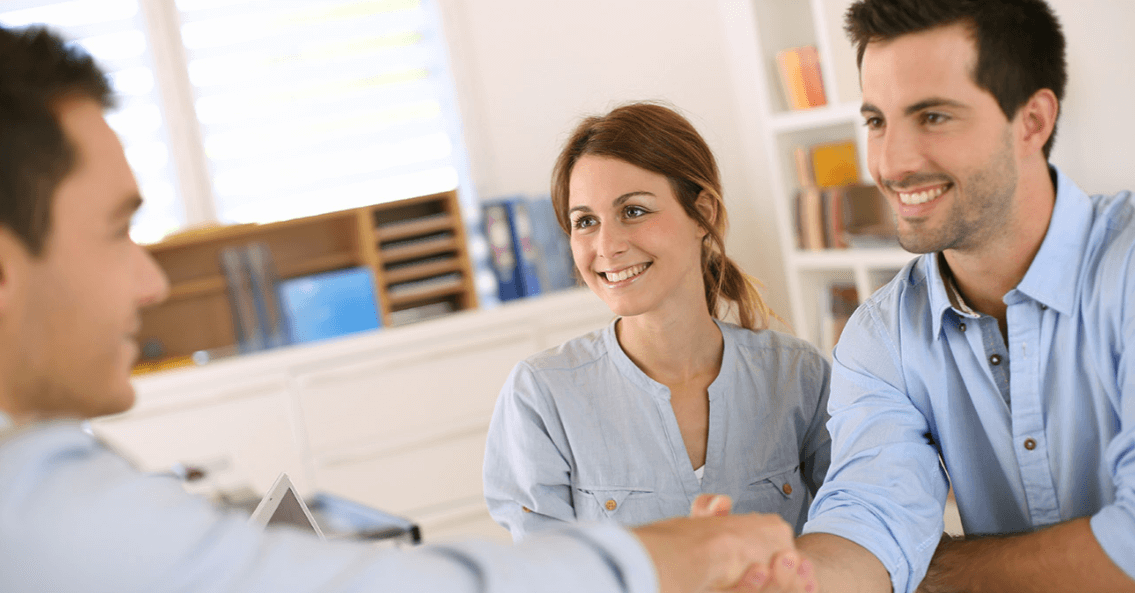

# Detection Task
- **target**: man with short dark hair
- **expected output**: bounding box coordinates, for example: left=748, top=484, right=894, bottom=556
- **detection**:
left=789, top=1, right=1135, bottom=591
left=0, top=24, right=804, bottom=593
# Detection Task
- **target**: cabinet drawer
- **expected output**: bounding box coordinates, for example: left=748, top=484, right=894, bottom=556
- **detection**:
left=93, top=387, right=306, bottom=494
left=314, top=429, right=487, bottom=517
left=297, top=334, right=538, bottom=453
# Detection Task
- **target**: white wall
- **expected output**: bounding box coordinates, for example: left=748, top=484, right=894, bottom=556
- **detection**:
left=1046, top=0, right=1135, bottom=197
left=437, top=0, right=793, bottom=327
left=437, top=0, right=1135, bottom=333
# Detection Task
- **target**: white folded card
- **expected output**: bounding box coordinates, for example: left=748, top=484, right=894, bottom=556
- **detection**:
left=248, top=472, right=324, bottom=540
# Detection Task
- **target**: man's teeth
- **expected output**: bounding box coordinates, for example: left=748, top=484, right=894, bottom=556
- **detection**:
left=604, top=264, right=647, bottom=282
left=899, top=185, right=947, bottom=205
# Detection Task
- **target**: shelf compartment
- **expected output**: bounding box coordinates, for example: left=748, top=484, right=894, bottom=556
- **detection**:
left=380, top=234, right=458, bottom=263
left=386, top=275, right=466, bottom=307
left=277, top=252, right=361, bottom=278
left=383, top=256, right=462, bottom=284
left=376, top=213, right=456, bottom=243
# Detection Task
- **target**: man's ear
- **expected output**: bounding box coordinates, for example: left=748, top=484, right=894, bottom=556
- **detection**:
left=0, top=228, right=30, bottom=314
left=694, top=190, right=719, bottom=237
left=1017, top=88, right=1059, bottom=159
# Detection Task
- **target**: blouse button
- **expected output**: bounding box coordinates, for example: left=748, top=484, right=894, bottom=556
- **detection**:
left=959, top=322, right=967, bottom=332
left=1024, top=438, right=1037, bottom=451
left=990, top=354, right=1002, bottom=366
left=605, top=499, right=617, bottom=511
left=782, top=483, right=793, bottom=495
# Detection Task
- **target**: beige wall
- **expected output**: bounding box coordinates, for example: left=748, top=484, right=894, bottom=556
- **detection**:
left=439, top=0, right=1135, bottom=330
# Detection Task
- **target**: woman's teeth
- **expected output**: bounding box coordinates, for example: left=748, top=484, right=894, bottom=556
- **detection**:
left=603, top=263, right=647, bottom=282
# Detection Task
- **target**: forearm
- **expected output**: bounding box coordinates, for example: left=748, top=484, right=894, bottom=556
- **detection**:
left=797, top=532, right=892, bottom=593
left=917, top=518, right=1135, bottom=593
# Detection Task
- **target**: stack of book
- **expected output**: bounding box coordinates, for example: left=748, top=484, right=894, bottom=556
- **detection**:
left=792, top=140, right=897, bottom=250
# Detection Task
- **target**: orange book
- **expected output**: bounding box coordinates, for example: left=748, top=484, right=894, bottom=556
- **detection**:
left=810, top=139, right=859, bottom=188
left=776, top=46, right=827, bottom=110
left=796, top=186, right=825, bottom=251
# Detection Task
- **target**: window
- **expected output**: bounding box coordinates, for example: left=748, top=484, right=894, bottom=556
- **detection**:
left=2, top=0, right=474, bottom=244
left=1, top=0, right=185, bottom=243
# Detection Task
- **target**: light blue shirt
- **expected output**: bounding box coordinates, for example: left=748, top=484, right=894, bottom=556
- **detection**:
left=803, top=167, right=1135, bottom=593
left=484, top=318, right=831, bottom=540
left=0, top=414, right=656, bottom=593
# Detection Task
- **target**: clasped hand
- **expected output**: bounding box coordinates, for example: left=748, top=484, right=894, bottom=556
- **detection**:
left=632, top=494, right=816, bottom=593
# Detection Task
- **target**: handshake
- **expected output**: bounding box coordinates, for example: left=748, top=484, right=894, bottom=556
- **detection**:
left=631, top=494, right=816, bottom=593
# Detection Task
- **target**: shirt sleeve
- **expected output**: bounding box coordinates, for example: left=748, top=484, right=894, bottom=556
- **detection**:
left=1089, top=249, right=1135, bottom=581
left=483, top=361, right=579, bottom=540
left=802, top=302, right=950, bottom=593
left=800, top=345, right=833, bottom=495
left=0, top=422, right=656, bottom=593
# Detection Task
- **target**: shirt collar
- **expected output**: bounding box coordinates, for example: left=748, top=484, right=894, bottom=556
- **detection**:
left=926, top=252, right=958, bottom=338
left=927, top=165, right=1091, bottom=335
left=1013, top=166, right=1094, bottom=315
left=0, top=410, right=11, bottom=434
left=603, top=317, right=734, bottom=401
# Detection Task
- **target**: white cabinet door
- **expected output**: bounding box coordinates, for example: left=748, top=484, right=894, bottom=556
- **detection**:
left=314, top=429, right=487, bottom=519
left=296, top=329, right=541, bottom=455
left=93, top=376, right=307, bottom=495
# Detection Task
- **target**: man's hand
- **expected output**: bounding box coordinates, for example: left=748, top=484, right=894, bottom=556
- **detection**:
left=632, top=512, right=802, bottom=592
left=685, top=494, right=817, bottom=593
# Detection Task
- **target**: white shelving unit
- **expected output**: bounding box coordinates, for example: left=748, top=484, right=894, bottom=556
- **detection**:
left=728, top=0, right=916, bottom=351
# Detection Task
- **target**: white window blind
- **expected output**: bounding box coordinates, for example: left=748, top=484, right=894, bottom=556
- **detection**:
left=176, top=0, right=463, bottom=224
left=0, top=0, right=186, bottom=244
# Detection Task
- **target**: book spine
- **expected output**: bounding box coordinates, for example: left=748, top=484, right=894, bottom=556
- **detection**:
left=797, top=45, right=827, bottom=108
left=777, top=46, right=827, bottom=110
left=483, top=203, right=522, bottom=301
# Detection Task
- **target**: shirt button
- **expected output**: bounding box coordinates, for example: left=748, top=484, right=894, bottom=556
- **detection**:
left=1024, top=438, right=1037, bottom=451
left=1040, top=304, right=1048, bottom=310
left=990, top=354, right=1002, bottom=365
left=522, top=506, right=533, bottom=513
left=959, top=322, right=967, bottom=332
left=605, top=499, right=617, bottom=511
left=782, top=483, right=793, bottom=495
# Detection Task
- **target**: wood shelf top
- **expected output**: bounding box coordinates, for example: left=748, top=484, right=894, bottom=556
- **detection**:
left=163, top=252, right=361, bottom=302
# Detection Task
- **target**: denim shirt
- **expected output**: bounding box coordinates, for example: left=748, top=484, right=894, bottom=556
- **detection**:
left=0, top=415, right=657, bottom=593
left=484, top=318, right=831, bottom=540
left=804, top=167, right=1135, bottom=593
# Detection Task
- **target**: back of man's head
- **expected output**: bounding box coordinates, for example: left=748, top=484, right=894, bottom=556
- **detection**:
left=845, top=0, right=1067, bottom=158
left=0, top=25, right=114, bottom=256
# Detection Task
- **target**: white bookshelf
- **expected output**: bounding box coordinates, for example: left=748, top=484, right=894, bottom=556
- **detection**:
left=721, top=0, right=915, bottom=352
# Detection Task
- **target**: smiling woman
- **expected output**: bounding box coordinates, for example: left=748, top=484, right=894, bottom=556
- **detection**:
left=482, top=102, right=834, bottom=541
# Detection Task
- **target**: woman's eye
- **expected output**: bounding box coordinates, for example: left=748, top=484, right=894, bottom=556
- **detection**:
left=571, top=216, right=596, bottom=230
left=623, top=205, right=648, bottom=219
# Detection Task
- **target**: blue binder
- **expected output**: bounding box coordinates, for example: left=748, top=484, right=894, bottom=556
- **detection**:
left=278, top=267, right=381, bottom=344
left=500, top=198, right=543, bottom=298
left=526, top=197, right=577, bottom=292
left=483, top=202, right=523, bottom=301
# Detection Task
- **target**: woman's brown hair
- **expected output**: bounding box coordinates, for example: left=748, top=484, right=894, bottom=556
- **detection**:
left=551, top=102, right=773, bottom=331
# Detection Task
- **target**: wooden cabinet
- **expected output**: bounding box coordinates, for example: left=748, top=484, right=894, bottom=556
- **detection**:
left=139, top=190, right=478, bottom=365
